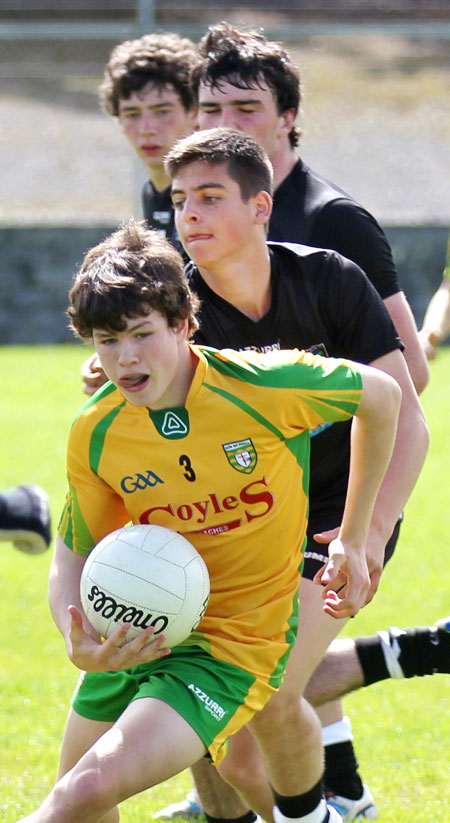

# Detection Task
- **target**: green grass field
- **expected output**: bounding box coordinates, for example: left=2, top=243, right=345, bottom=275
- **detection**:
left=0, top=345, right=449, bottom=822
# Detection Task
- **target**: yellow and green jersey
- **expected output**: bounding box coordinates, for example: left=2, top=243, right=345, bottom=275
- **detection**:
left=59, top=345, right=362, bottom=686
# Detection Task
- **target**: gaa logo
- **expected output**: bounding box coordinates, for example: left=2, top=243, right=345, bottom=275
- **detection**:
left=120, top=470, right=163, bottom=494
left=222, top=439, right=257, bottom=474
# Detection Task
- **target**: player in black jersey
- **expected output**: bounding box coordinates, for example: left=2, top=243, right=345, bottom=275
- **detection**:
left=178, top=24, right=429, bottom=819
left=192, top=22, right=429, bottom=398
left=162, top=129, right=431, bottom=823
left=99, top=32, right=198, bottom=247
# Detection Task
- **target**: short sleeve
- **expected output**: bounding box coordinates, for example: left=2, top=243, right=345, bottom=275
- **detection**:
left=310, top=199, right=400, bottom=300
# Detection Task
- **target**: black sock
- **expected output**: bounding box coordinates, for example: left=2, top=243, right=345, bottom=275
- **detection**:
left=204, top=813, right=257, bottom=823
left=274, top=779, right=323, bottom=818
left=324, top=741, right=363, bottom=800
left=354, top=635, right=390, bottom=684
left=356, top=620, right=450, bottom=685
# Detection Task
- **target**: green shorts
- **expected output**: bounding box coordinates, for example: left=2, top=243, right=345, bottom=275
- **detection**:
left=72, top=644, right=275, bottom=764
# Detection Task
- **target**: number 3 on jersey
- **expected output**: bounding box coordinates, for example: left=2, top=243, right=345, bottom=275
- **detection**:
left=179, top=454, right=196, bottom=482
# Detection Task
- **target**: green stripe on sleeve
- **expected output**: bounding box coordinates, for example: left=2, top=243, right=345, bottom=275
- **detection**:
left=89, top=401, right=127, bottom=475
left=57, top=492, right=73, bottom=549
left=70, top=485, right=95, bottom=555
left=204, top=382, right=285, bottom=439
left=70, top=381, right=118, bottom=428
left=57, top=486, right=94, bottom=555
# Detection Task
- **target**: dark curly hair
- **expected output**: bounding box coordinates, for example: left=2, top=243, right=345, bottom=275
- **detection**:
left=100, top=32, right=199, bottom=116
left=191, top=22, right=301, bottom=147
left=68, top=220, right=200, bottom=340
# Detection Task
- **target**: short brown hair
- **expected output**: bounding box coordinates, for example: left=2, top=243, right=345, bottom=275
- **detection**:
left=165, top=127, right=273, bottom=202
left=191, top=22, right=301, bottom=148
left=100, top=32, right=198, bottom=116
left=68, top=220, right=200, bottom=340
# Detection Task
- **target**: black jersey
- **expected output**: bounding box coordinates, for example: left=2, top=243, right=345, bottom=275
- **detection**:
left=189, top=242, right=402, bottom=513
left=141, top=180, right=186, bottom=259
left=269, top=159, right=400, bottom=300
left=141, top=159, right=399, bottom=301
left=142, top=180, right=174, bottom=237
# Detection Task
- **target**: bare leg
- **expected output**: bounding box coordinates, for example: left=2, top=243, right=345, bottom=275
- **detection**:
left=192, top=758, right=250, bottom=818
left=219, top=727, right=275, bottom=820
left=219, top=696, right=323, bottom=823
left=215, top=578, right=347, bottom=820
left=304, top=637, right=364, bottom=760
left=56, top=709, right=119, bottom=823
left=189, top=579, right=349, bottom=821
left=279, top=579, right=350, bottom=698
left=304, top=638, right=364, bottom=708
left=315, top=701, right=344, bottom=728
left=248, top=696, right=323, bottom=821
left=186, top=596, right=447, bottom=816
left=18, top=698, right=206, bottom=823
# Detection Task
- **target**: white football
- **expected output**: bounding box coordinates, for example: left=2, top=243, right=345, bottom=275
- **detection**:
left=80, top=524, right=210, bottom=647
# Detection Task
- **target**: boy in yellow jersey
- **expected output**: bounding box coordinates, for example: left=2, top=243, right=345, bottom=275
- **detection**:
left=18, top=221, right=401, bottom=823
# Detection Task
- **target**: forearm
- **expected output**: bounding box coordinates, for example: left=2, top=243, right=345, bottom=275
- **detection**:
left=315, top=366, right=400, bottom=617
left=383, top=291, right=429, bottom=394
left=48, top=535, right=90, bottom=643
left=340, top=383, right=400, bottom=549
left=368, top=403, right=429, bottom=549
left=367, top=352, right=429, bottom=550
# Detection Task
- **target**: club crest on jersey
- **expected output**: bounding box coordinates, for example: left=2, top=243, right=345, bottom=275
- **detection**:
left=222, top=439, right=257, bottom=474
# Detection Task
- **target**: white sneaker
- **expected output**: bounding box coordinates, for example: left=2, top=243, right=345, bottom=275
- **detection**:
left=326, top=785, right=378, bottom=820
left=153, top=790, right=203, bottom=819
left=326, top=805, right=344, bottom=822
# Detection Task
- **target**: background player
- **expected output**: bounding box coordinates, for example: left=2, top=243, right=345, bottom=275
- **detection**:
left=18, top=220, right=402, bottom=823
left=193, top=22, right=428, bottom=396
left=82, top=32, right=199, bottom=391
left=99, top=32, right=198, bottom=244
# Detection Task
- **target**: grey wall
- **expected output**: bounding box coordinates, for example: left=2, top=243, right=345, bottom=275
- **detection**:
left=0, top=225, right=448, bottom=344
left=0, top=227, right=111, bottom=344
left=384, top=226, right=449, bottom=326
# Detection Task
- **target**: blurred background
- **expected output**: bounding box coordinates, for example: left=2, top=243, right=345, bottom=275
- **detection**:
left=0, top=0, right=449, bottom=341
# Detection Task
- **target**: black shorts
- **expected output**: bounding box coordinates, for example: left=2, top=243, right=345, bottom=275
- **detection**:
left=302, top=514, right=403, bottom=581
